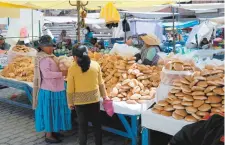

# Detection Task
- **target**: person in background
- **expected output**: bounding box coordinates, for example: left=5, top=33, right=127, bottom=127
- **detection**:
left=33, top=35, right=71, bottom=144
left=58, top=30, right=71, bottom=43
left=135, top=34, right=161, bottom=65
left=17, top=27, right=33, bottom=47
left=200, top=37, right=212, bottom=49
left=84, top=26, right=93, bottom=43
left=0, top=35, right=10, bottom=50
left=67, top=45, right=108, bottom=145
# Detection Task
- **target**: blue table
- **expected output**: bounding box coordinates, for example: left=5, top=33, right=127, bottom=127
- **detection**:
left=0, top=77, right=144, bottom=145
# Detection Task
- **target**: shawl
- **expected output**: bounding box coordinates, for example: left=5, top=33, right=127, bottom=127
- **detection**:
left=32, top=51, right=58, bottom=109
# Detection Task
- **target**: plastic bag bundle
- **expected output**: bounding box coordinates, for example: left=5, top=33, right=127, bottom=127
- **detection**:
left=58, top=56, right=73, bottom=71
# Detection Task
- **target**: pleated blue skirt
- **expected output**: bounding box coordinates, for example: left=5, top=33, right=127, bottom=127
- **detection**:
left=35, top=89, right=72, bottom=132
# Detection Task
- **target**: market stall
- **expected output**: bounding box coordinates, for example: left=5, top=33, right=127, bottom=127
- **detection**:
left=140, top=56, right=224, bottom=145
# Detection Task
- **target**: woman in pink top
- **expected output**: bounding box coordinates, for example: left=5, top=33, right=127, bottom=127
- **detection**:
left=33, top=35, right=71, bottom=144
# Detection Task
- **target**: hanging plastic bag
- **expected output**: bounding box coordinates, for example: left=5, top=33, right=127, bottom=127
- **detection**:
left=103, top=99, right=114, bottom=117
left=7, top=45, right=37, bottom=63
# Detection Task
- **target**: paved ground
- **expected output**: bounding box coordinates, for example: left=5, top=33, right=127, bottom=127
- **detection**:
left=0, top=88, right=125, bottom=145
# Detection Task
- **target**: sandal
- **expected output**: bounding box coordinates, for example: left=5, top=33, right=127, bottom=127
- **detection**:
left=45, top=137, right=62, bottom=144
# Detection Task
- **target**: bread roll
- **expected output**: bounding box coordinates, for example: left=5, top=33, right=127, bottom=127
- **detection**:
left=140, top=95, right=153, bottom=100
left=185, top=115, right=197, bottom=122
left=181, top=85, right=192, bottom=93
left=154, top=104, right=164, bottom=111
left=111, top=97, right=121, bottom=102
left=183, top=95, right=194, bottom=102
left=185, top=76, right=193, bottom=82
left=211, top=108, right=222, bottom=113
left=207, top=96, right=222, bottom=104
left=173, top=104, right=185, bottom=109
left=196, top=111, right=209, bottom=117
left=170, top=88, right=181, bottom=94
left=181, top=101, right=193, bottom=106
left=173, top=82, right=182, bottom=87
left=152, top=108, right=161, bottom=114
left=213, top=88, right=224, bottom=95
left=193, top=95, right=207, bottom=100
left=164, top=105, right=174, bottom=111
left=210, top=103, right=222, bottom=107
left=171, top=99, right=182, bottom=105
left=190, top=79, right=199, bottom=88
left=173, top=63, right=184, bottom=71
left=196, top=81, right=208, bottom=88
left=158, top=100, right=169, bottom=107
left=175, top=92, right=185, bottom=97
left=180, top=78, right=190, bottom=85
left=161, top=111, right=172, bottom=117
left=194, top=76, right=206, bottom=81
left=192, top=86, right=205, bottom=91
left=175, top=109, right=187, bottom=117
left=198, top=104, right=211, bottom=111
left=193, top=100, right=204, bottom=108
left=192, top=91, right=205, bottom=96
left=130, top=94, right=141, bottom=100
left=186, top=106, right=198, bottom=114
left=204, top=86, right=216, bottom=93
left=206, top=92, right=216, bottom=96
left=126, top=100, right=137, bottom=104
left=192, top=113, right=201, bottom=120
left=172, top=112, right=184, bottom=120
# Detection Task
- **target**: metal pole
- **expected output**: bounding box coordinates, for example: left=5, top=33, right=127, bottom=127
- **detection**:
left=31, top=9, right=34, bottom=42
left=172, top=6, right=175, bottom=52
left=38, top=20, right=41, bottom=37
left=77, top=1, right=81, bottom=43
left=124, top=13, right=127, bottom=43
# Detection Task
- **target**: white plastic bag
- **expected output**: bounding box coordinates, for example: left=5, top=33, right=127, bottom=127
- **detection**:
left=7, top=45, right=37, bottom=63
left=110, top=43, right=140, bottom=58
left=58, top=56, right=73, bottom=71
left=160, top=67, right=193, bottom=85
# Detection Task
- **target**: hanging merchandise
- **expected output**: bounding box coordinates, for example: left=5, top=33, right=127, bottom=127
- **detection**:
left=122, top=19, right=130, bottom=32
left=100, top=2, right=120, bottom=29
left=80, top=10, right=87, bottom=28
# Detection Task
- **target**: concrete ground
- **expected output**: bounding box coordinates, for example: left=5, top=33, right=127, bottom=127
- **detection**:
left=0, top=88, right=125, bottom=145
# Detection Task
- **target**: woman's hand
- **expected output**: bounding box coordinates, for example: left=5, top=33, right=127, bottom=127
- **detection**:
left=103, top=96, right=110, bottom=101
left=68, top=104, right=75, bottom=110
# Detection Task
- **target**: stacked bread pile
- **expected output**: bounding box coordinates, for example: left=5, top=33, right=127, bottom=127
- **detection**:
left=1, top=56, right=34, bottom=82
left=152, top=64, right=224, bottom=122
left=12, top=45, right=31, bottom=53
left=88, top=51, right=103, bottom=61
left=165, top=59, right=195, bottom=71
left=106, top=58, right=162, bottom=104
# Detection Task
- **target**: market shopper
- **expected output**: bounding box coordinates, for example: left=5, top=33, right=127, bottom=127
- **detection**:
left=67, top=44, right=107, bottom=145
left=0, top=35, right=10, bottom=50
left=33, top=35, right=71, bottom=143
left=135, top=34, right=161, bottom=65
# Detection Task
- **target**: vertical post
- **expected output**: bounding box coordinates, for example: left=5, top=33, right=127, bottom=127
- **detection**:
left=31, top=9, right=34, bottom=42
left=172, top=6, right=175, bottom=52
left=124, top=13, right=127, bottom=43
left=7, top=17, right=10, bottom=26
left=77, top=1, right=81, bottom=43
left=38, top=20, right=41, bottom=37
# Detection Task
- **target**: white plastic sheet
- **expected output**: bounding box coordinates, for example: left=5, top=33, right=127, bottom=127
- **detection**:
left=100, top=98, right=155, bottom=115
left=110, top=43, right=140, bottom=58
left=141, top=109, right=192, bottom=135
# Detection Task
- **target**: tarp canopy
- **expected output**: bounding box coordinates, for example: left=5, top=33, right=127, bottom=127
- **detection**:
left=120, top=11, right=179, bottom=19
left=163, top=20, right=199, bottom=29
left=44, top=16, right=105, bottom=24
left=0, top=0, right=180, bottom=10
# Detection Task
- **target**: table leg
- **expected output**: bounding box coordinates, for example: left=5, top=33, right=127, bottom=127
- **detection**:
left=142, top=128, right=149, bottom=145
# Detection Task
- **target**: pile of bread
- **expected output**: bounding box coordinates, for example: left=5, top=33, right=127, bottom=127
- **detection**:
left=12, top=45, right=31, bottom=53
left=95, top=55, right=162, bottom=104
left=165, top=58, right=196, bottom=71
left=152, top=64, right=224, bottom=122
left=1, top=56, right=34, bottom=82
left=88, top=51, right=103, bottom=61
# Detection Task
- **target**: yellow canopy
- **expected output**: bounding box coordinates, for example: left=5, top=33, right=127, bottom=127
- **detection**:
left=100, top=2, right=120, bottom=24
left=0, top=0, right=175, bottom=10
left=0, top=1, right=36, bottom=8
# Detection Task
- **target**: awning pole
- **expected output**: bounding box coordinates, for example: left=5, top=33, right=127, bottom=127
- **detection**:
left=32, top=9, right=34, bottom=42
left=124, top=13, right=127, bottom=43
left=172, top=6, right=175, bottom=52
left=77, top=0, right=81, bottom=43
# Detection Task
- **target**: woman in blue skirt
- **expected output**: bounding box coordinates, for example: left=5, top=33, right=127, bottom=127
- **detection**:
left=33, top=35, right=71, bottom=143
